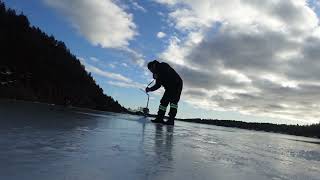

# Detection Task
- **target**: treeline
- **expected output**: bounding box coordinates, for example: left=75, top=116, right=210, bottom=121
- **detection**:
left=179, top=118, right=320, bottom=138
left=0, top=1, right=125, bottom=112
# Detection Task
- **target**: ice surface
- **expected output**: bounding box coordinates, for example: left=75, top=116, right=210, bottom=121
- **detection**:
left=0, top=100, right=320, bottom=180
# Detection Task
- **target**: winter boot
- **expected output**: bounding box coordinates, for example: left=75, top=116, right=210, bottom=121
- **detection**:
left=151, top=105, right=166, bottom=124
left=165, top=116, right=175, bottom=125
left=165, top=103, right=178, bottom=126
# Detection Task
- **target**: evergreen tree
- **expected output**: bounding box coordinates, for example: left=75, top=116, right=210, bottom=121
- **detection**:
left=0, top=1, right=126, bottom=113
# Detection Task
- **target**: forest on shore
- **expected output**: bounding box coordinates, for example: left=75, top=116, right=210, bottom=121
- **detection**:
left=0, top=1, right=125, bottom=112
left=177, top=118, right=320, bottom=138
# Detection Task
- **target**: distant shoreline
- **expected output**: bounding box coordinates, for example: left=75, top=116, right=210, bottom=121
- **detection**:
left=177, top=118, right=320, bottom=139
left=1, top=98, right=319, bottom=139
left=125, top=108, right=320, bottom=139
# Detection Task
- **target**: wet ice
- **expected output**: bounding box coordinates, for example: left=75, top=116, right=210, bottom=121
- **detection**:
left=0, top=100, right=319, bottom=180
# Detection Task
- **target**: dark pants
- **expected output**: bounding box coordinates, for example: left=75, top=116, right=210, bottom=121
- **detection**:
left=158, top=82, right=183, bottom=120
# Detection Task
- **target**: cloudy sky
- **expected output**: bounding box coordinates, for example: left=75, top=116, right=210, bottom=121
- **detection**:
left=5, top=0, right=320, bottom=124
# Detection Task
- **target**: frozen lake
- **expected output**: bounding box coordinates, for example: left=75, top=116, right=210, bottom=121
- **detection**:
left=0, top=100, right=320, bottom=180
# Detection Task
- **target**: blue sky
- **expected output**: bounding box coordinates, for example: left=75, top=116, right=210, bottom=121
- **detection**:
left=4, top=0, right=320, bottom=125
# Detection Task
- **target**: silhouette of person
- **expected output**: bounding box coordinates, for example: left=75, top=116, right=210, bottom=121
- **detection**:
left=146, top=60, right=183, bottom=126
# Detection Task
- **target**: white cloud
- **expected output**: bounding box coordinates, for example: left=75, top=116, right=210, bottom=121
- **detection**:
left=109, top=64, right=116, bottom=69
left=159, top=36, right=186, bottom=65
left=80, top=57, right=148, bottom=91
left=129, top=0, right=147, bottom=12
left=44, top=0, right=137, bottom=48
left=156, top=0, right=318, bottom=34
left=81, top=60, right=132, bottom=83
left=44, top=0, right=146, bottom=67
left=156, top=0, right=320, bottom=124
left=107, top=80, right=144, bottom=89
left=157, top=31, right=167, bottom=38
left=90, top=57, right=100, bottom=62
left=121, top=63, right=128, bottom=67
left=122, top=47, right=146, bottom=67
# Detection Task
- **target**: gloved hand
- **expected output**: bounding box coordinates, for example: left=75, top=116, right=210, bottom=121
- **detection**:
left=145, top=87, right=151, bottom=93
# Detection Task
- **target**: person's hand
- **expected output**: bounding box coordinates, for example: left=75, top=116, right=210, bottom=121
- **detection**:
left=145, top=87, right=150, bottom=93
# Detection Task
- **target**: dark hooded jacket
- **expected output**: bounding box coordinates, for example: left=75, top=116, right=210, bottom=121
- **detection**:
left=149, top=62, right=183, bottom=91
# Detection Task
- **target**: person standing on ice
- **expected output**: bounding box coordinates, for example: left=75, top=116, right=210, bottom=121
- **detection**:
left=146, top=60, right=183, bottom=125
